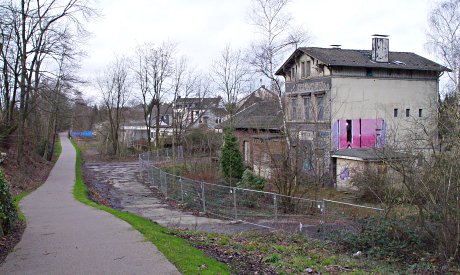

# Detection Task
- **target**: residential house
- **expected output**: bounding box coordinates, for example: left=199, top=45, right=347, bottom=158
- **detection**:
left=174, top=97, right=227, bottom=129
left=120, top=104, right=174, bottom=149
left=275, top=35, right=449, bottom=187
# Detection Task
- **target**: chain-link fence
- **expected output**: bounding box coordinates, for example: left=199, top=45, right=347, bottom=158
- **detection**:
left=139, top=148, right=383, bottom=230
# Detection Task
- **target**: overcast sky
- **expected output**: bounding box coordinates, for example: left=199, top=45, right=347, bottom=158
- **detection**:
left=79, top=0, right=437, bottom=99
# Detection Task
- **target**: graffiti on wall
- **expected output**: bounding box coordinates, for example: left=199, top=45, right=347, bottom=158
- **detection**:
left=332, top=119, right=386, bottom=150
left=339, top=168, right=350, bottom=180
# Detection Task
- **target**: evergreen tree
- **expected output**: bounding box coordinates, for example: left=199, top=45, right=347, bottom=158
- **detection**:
left=220, top=127, right=244, bottom=185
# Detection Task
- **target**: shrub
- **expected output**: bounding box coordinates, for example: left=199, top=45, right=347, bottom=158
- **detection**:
left=329, top=217, right=423, bottom=263
left=0, top=170, right=17, bottom=236
left=237, top=169, right=265, bottom=191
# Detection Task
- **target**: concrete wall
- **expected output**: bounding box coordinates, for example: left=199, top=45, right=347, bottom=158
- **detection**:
left=330, top=77, right=438, bottom=149
left=335, top=158, right=362, bottom=191
left=335, top=157, right=404, bottom=191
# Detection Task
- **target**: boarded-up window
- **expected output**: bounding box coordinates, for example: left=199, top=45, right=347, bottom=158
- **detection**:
left=317, top=96, right=324, bottom=120
left=303, top=97, right=310, bottom=120
left=291, top=98, right=298, bottom=120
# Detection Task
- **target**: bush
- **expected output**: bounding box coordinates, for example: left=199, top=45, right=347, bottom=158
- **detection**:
left=237, top=169, right=265, bottom=191
left=329, top=217, right=423, bottom=263
left=0, top=170, right=17, bottom=236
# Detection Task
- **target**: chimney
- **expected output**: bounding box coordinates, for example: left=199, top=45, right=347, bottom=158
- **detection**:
left=371, top=34, right=389, bottom=63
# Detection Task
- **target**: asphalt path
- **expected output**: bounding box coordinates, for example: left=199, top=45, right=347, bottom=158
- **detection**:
left=0, top=133, right=179, bottom=275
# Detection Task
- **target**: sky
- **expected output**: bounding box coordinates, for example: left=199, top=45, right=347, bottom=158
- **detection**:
left=78, top=0, right=438, bottom=99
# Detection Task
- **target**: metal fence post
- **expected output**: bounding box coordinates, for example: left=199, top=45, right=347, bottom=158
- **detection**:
left=164, top=172, right=168, bottom=199
left=233, top=187, right=237, bottom=220
left=273, top=194, right=278, bottom=221
left=180, top=177, right=184, bottom=202
left=158, top=169, right=163, bottom=194
left=201, top=182, right=206, bottom=213
left=321, top=199, right=326, bottom=224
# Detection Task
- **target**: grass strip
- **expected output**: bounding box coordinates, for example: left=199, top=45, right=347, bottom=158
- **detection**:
left=55, top=135, right=62, bottom=159
left=13, top=191, right=31, bottom=222
left=70, top=139, right=229, bottom=275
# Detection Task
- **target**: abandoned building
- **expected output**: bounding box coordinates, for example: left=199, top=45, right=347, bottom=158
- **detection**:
left=220, top=86, right=283, bottom=179
left=275, top=35, right=449, bottom=187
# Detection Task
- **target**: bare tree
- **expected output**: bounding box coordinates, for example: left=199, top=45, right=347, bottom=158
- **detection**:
left=212, top=44, right=249, bottom=123
left=0, top=0, right=95, bottom=164
left=247, top=0, right=311, bottom=200
left=426, top=0, right=460, bottom=93
left=132, top=43, right=155, bottom=149
left=248, top=0, right=310, bottom=92
left=378, top=104, right=460, bottom=263
left=97, top=56, right=130, bottom=156
left=132, top=41, right=175, bottom=148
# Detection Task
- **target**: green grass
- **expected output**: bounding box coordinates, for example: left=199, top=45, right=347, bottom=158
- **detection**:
left=55, top=135, right=62, bottom=159
left=71, top=139, right=229, bottom=274
left=13, top=191, right=32, bottom=221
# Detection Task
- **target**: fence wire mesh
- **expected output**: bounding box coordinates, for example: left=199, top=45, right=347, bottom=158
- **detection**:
left=139, top=148, right=384, bottom=230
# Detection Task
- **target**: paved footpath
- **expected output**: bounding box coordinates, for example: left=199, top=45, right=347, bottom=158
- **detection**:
left=0, top=133, right=179, bottom=275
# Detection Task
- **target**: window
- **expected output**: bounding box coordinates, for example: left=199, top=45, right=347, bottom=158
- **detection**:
left=316, top=96, right=324, bottom=121
left=301, top=61, right=305, bottom=78
left=406, top=109, right=410, bottom=117
left=366, top=68, right=373, bottom=76
left=418, top=108, right=423, bottom=117
left=243, top=141, right=250, bottom=162
left=301, top=61, right=311, bottom=78
left=290, top=67, right=296, bottom=80
left=303, top=97, right=310, bottom=120
left=291, top=98, right=298, bottom=120
left=306, top=61, right=311, bottom=77
left=394, top=108, right=398, bottom=118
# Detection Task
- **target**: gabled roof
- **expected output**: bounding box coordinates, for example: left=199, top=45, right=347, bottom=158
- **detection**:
left=220, top=100, right=283, bottom=130
left=276, top=47, right=450, bottom=75
left=175, top=97, right=222, bottom=108
left=237, top=85, right=277, bottom=112
left=152, top=103, right=173, bottom=115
